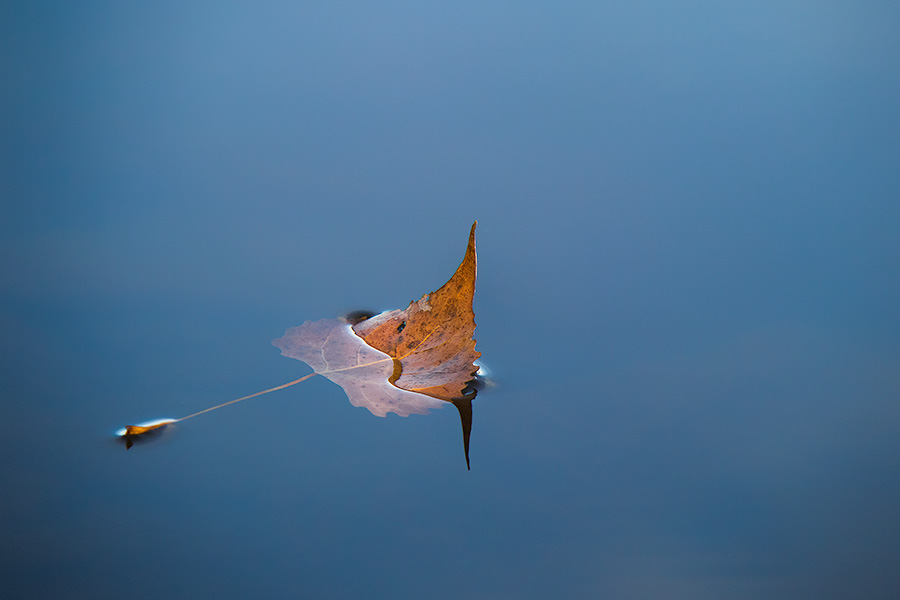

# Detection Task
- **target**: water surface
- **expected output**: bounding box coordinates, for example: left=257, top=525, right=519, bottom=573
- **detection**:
left=2, top=3, right=899, bottom=599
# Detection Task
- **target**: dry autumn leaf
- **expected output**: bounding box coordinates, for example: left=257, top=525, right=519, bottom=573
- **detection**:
left=351, top=220, right=480, bottom=402
left=118, top=222, right=484, bottom=468
left=275, top=221, right=481, bottom=467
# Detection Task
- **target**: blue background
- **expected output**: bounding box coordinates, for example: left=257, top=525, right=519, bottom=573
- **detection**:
left=2, top=2, right=899, bottom=598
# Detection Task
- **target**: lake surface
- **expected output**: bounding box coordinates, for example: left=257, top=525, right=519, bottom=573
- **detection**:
left=2, top=3, right=899, bottom=599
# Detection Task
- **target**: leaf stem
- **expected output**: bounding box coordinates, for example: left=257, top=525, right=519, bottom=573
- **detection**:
left=175, top=373, right=317, bottom=423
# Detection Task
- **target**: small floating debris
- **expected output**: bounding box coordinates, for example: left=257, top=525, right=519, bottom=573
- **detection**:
left=116, top=418, right=177, bottom=449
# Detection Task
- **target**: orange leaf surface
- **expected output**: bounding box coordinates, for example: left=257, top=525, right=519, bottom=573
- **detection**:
left=273, top=221, right=482, bottom=467
left=351, top=220, right=480, bottom=400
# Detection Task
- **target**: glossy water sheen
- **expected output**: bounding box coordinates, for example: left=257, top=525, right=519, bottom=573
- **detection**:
left=2, top=3, right=899, bottom=599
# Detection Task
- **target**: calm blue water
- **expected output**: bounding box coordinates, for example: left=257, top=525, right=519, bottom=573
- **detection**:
left=3, top=3, right=899, bottom=599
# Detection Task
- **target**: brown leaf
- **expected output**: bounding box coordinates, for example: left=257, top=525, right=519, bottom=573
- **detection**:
left=351, top=220, right=480, bottom=400
left=272, top=221, right=481, bottom=468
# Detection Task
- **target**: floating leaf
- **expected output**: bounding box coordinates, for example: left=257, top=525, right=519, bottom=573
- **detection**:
left=351, top=221, right=480, bottom=401
left=119, top=222, right=484, bottom=468
left=274, top=221, right=481, bottom=467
